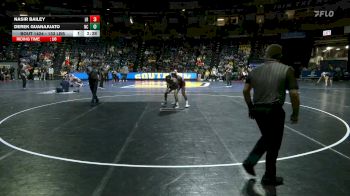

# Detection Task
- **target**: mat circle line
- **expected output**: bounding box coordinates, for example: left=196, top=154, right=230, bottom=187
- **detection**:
left=0, top=94, right=348, bottom=168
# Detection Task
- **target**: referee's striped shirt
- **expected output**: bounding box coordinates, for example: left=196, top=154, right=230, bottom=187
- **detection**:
left=246, top=59, right=299, bottom=105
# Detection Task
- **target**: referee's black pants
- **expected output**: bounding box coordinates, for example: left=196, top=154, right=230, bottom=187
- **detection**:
left=244, top=105, right=285, bottom=178
left=89, top=79, right=99, bottom=103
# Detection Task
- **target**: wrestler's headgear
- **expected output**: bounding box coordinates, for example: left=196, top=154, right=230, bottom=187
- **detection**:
left=170, top=71, right=177, bottom=77
left=165, top=75, right=172, bottom=82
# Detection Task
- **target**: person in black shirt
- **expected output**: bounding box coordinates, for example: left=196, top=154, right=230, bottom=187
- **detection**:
left=9, top=66, right=15, bottom=80
left=87, top=63, right=100, bottom=105
left=58, top=78, right=70, bottom=92
left=19, top=63, right=29, bottom=89
left=242, top=44, right=300, bottom=186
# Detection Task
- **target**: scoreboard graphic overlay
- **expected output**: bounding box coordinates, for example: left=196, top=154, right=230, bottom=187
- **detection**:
left=12, top=15, right=100, bottom=42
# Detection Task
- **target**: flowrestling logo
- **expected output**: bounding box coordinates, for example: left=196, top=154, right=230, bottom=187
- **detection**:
left=314, top=10, right=334, bottom=17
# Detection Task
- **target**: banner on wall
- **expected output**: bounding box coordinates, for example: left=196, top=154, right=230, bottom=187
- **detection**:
left=72, top=72, right=198, bottom=80
left=0, top=62, right=17, bottom=68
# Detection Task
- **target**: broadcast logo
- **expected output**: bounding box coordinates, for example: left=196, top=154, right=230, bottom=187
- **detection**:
left=314, top=10, right=334, bottom=17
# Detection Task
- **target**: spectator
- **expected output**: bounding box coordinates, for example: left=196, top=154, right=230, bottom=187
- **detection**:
left=48, top=67, right=54, bottom=80
left=121, top=65, right=129, bottom=82
left=225, top=65, right=233, bottom=86
left=41, top=66, right=47, bottom=81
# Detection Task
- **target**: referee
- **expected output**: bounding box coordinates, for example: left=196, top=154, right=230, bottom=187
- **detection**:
left=242, top=44, right=300, bottom=186
left=19, top=61, right=28, bottom=89
left=87, top=63, right=100, bottom=105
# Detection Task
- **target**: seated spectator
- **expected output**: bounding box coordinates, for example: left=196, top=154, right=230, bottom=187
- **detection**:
left=56, top=77, right=70, bottom=93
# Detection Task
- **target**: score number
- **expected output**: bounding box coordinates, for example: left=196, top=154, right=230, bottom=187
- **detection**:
left=90, top=15, right=100, bottom=23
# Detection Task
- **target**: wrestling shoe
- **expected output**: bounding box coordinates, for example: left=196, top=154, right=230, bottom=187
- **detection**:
left=185, top=101, right=190, bottom=108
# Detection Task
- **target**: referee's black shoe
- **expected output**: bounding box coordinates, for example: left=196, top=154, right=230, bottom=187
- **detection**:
left=242, top=162, right=256, bottom=176
left=261, top=176, right=284, bottom=186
